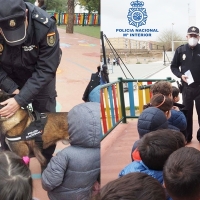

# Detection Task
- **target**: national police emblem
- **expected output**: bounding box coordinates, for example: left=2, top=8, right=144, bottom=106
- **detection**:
left=47, top=32, right=56, bottom=46
left=127, top=0, right=148, bottom=28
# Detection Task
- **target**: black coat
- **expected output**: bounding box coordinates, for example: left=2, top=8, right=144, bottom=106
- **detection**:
left=82, top=72, right=100, bottom=102
left=0, top=3, right=60, bottom=107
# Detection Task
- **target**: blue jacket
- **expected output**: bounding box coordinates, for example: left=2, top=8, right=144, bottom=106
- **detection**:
left=119, top=161, right=163, bottom=184
left=168, top=109, right=187, bottom=131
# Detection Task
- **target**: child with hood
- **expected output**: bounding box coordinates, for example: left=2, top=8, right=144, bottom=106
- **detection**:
left=41, top=102, right=101, bottom=200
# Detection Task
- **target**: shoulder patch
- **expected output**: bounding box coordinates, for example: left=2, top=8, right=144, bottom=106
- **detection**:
left=47, top=32, right=56, bottom=46
left=0, top=44, right=3, bottom=53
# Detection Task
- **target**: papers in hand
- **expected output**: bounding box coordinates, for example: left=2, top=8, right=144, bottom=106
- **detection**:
left=184, top=70, right=194, bottom=85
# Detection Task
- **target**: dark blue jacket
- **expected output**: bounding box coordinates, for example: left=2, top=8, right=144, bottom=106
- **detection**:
left=168, top=109, right=187, bottom=131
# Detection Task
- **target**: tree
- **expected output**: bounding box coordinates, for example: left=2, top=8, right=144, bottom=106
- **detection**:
left=66, top=0, right=74, bottom=33
left=157, top=29, right=185, bottom=51
left=79, top=0, right=100, bottom=14
left=47, top=0, right=67, bottom=12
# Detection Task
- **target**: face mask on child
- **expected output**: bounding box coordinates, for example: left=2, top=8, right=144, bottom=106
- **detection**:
left=188, top=37, right=198, bottom=47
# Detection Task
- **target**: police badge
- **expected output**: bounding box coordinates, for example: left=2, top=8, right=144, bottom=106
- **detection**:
left=182, top=54, right=186, bottom=60
left=47, top=32, right=56, bottom=46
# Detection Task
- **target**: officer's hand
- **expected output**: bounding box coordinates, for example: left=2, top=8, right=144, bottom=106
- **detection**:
left=12, top=89, right=20, bottom=94
left=181, top=75, right=188, bottom=83
left=0, top=98, right=20, bottom=118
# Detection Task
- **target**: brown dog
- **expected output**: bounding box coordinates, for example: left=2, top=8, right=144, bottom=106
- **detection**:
left=0, top=90, right=69, bottom=167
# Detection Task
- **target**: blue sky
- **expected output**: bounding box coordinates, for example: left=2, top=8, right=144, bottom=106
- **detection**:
left=101, top=0, right=196, bottom=41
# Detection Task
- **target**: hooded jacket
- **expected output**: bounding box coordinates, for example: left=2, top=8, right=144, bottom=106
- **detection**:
left=41, top=102, right=100, bottom=200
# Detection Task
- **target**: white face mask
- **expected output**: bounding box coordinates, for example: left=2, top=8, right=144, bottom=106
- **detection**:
left=34, top=1, right=38, bottom=6
left=188, top=37, right=198, bottom=46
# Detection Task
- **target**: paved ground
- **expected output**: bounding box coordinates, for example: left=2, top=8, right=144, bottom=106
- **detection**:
left=31, top=27, right=100, bottom=200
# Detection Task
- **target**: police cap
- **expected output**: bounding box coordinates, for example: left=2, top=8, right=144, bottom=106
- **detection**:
left=0, top=0, right=26, bottom=46
left=187, top=26, right=199, bottom=36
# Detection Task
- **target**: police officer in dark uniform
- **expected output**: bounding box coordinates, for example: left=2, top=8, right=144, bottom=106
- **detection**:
left=171, top=26, right=200, bottom=144
left=0, top=0, right=60, bottom=163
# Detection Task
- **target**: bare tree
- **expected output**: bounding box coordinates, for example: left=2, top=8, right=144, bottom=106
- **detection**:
left=66, top=0, right=74, bottom=33
left=157, top=29, right=185, bottom=51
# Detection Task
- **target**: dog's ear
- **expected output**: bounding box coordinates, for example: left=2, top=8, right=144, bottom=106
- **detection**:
left=7, top=94, right=16, bottom=98
left=0, top=90, right=15, bottom=102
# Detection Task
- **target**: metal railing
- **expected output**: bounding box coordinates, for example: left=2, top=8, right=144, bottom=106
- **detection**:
left=101, top=77, right=175, bottom=139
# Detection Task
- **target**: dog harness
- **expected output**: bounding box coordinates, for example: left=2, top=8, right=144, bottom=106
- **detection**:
left=6, top=111, right=47, bottom=142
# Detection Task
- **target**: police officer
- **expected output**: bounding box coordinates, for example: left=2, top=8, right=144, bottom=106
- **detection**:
left=171, top=26, right=200, bottom=144
left=0, top=0, right=60, bottom=162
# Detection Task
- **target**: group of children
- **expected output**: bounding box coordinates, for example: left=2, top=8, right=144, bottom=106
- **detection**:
left=97, top=81, right=200, bottom=200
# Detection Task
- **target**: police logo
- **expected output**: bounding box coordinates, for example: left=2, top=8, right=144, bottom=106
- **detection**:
left=9, top=20, right=16, bottom=27
left=182, top=54, right=186, bottom=60
left=127, top=0, right=148, bottom=28
left=47, top=32, right=56, bottom=46
left=0, top=44, right=3, bottom=53
left=192, top=27, right=196, bottom=31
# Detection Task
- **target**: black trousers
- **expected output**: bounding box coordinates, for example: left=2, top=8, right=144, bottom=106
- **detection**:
left=32, top=78, right=57, bottom=164
left=182, top=84, right=200, bottom=141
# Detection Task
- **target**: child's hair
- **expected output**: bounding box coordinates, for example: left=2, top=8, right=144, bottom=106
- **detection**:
left=172, top=86, right=180, bottom=99
left=144, top=93, right=173, bottom=112
left=151, top=94, right=173, bottom=112
left=38, top=0, right=45, bottom=7
left=150, top=81, right=172, bottom=96
left=97, top=172, right=166, bottom=200
left=163, top=147, right=200, bottom=200
left=138, top=129, right=185, bottom=170
left=0, top=151, right=32, bottom=200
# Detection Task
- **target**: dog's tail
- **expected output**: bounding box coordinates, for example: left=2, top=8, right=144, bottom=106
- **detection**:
left=28, top=141, right=46, bottom=167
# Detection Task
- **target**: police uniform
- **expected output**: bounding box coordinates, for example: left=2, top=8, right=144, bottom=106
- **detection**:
left=0, top=1, right=60, bottom=161
left=171, top=26, right=200, bottom=143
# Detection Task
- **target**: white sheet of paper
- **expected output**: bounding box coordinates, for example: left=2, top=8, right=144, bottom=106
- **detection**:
left=184, top=70, right=194, bottom=85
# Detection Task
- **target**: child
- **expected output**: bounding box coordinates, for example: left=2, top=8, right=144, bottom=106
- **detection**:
left=163, top=147, right=200, bottom=200
left=120, top=129, right=185, bottom=184
left=150, top=81, right=172, bottom=97
left=131, top=94, right=173, bottom=160
left=42, top=102, right=101, bottom=200
left=150, top=81, right=187, bottom=132
left=172, top=86, right=180, bottom=103
left=170, top=86, right=188, bottom=140
left=96, top=172, right=166, bottom=200
left=0, top=151, right=32, bottom=200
